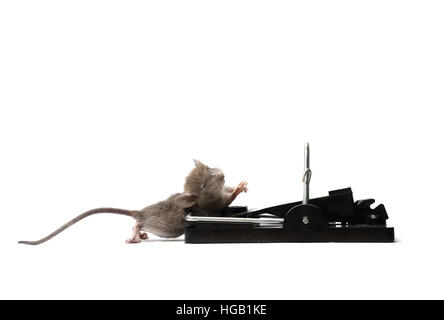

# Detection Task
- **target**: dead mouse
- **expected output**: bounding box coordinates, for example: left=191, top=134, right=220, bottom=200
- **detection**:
left=18, top=160, right=247, bottom=245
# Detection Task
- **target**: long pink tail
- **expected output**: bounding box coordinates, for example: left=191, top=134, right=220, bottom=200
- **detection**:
left=18, top=208, right=137, bottom=245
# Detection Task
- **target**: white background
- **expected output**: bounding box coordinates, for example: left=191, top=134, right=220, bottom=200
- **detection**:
left=1, top=1, right=443, bottom=299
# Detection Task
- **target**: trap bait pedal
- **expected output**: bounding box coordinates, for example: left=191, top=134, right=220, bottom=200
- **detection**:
left=184, top=143, right=395, bottom=243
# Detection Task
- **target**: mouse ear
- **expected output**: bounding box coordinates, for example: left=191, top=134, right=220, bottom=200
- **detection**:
left=193, top=159, right=202, bottom=167
left=175, top=192, right=198, bottom=208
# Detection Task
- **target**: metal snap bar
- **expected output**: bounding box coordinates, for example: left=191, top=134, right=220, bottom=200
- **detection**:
left=185, top=215, right=283, bottom=224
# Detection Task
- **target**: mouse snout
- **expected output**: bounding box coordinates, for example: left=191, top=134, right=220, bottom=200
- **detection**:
left=215, top=171, right=225, bottom=181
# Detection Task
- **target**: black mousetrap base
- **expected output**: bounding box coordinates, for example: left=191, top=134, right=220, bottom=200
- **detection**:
left=184, top=144, right=395, bottom=244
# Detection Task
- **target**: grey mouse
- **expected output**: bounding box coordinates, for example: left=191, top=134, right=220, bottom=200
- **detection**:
left=18, top=160, right=247, bottom=245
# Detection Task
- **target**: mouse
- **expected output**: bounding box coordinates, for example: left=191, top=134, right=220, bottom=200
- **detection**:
left=18, top=160, right=247, bottom=245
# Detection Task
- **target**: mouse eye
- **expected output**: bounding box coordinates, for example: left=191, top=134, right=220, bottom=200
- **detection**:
left=201, top=183, right=206, bottom=189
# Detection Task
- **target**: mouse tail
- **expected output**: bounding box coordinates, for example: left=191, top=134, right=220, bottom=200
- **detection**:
left=18, top=208, right=138, bottom=245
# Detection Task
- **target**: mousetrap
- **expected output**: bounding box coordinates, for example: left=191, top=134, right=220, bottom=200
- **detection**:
left=184, top=144, right=394, bottom=243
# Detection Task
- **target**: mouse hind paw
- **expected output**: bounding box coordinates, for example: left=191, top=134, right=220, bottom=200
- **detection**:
left=125, top=238, right=141, bottom=244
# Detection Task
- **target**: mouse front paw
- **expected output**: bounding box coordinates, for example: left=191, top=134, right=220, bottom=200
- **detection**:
left=235, top=180, right=248, bottom=194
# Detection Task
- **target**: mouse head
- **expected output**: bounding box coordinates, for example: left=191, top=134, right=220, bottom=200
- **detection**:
left=183, top=159, right=225, bottom=197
